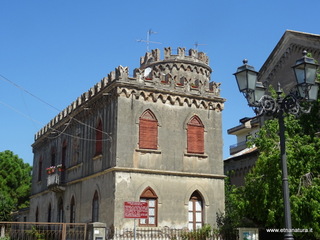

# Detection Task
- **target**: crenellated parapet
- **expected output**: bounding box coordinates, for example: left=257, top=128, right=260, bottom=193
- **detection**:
left=34, top=48, right=224, bottom=141
left=134, top=48, right=215, bottom=97
left=140, top=47, right=209, bottom=66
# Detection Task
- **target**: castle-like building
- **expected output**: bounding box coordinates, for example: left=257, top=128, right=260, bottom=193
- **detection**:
left=29, top=47, right=225, bottom=230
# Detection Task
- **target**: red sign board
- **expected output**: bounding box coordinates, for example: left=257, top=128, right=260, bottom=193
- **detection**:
left=124, top=201, right=148, bottom=219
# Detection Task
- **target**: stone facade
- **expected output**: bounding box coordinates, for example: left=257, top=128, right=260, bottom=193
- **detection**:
left=259, top=30, right=320, bottom=94
left=29, top=47, right=225, bottom=229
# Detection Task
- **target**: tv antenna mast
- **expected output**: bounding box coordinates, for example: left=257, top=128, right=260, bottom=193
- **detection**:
left=193, top=41, right=207, bottom=50
left=137, top=29, right=162, bottom=52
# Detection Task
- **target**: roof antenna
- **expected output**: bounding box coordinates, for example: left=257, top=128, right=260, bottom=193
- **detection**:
left=137, top=29, right=162, bottom=52
left=194, top=41, right=207, bottom=50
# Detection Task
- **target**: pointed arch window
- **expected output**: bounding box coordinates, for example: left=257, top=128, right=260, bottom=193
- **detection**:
left=95, top=119, right=103, bottom=156
left=139, top=110, right=158, bottom=150
left=188, top=191, right=203, bottom=230
left=187, top=116, right=204, bottom=154
left=51, top=148, right=56, bottom=167
left=92, top=191, right=99, bottom=222
left=58, top=197, right=64, bottom=223
left=62, top=140, right=67, bottom=166
left=48, top=203, right=52, bottom=222
left=35, top=207, right=39, bottom=222
left=70, top=196, right=76, bottom=223
left=139, top=187, right=158, bottom=227
left=38, top=156, right=43, bottom=182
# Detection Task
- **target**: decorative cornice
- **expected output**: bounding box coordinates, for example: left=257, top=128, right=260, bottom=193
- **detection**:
left=117, top=87, right=224, bottom=111
left=64, top=167, right=226, bottom=186
left=30, top=167, right=225, bottom=199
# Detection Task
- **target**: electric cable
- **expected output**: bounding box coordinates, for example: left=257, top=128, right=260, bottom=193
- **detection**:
left=0, top=100, right=112, bottom=142
left=0, top=74, right=113, bottom=141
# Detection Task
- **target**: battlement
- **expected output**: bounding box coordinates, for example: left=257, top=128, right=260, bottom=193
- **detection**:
left=34, top=48, right=222, bottom=141
left=140, top=47, right=209, bottom=67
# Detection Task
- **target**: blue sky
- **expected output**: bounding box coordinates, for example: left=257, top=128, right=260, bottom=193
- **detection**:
left=1, top=0, right=320, bottom=165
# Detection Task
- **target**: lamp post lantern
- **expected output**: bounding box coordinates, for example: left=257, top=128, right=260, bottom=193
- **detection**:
left=234, top=51, right=319, bottom=240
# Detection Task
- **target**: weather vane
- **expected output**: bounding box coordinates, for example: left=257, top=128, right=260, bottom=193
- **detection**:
left=137, top=29, right=162, bottom=52
left=193, top=41, right=207, bottom=50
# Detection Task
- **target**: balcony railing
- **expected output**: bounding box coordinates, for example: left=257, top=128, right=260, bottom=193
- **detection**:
left=229, top=140, right=247, bottom=155
left=47, top=172, right=65, bottom=192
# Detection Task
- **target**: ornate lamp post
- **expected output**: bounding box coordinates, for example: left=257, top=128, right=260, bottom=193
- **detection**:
left=233, top=51, right=319, bottom=240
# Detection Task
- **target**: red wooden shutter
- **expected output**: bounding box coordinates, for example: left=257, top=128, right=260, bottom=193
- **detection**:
left=139, top=110, right=158, bottom=150
left=139, top=118, right=158, bottom=149
left=187, top=116, right=204, bottom=154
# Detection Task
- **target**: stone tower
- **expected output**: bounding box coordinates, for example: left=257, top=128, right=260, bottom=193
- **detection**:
left=30, top=47, right=225, bottom=230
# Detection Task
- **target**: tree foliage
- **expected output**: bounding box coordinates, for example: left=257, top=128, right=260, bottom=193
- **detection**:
left=0, top=150, right=32, bottom=221
left=222, top=97, right=320, bottom=239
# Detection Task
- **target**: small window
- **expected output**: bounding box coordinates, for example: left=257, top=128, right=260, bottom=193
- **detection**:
left=177, top=77, right=186, bottom=86
left=95, top=119, right=103, bottom=156
left=187, top=116, right=204, bottom=154
left=92, top=191, right=99, bottom=222
left=139, top=187, right=158, bottom=227
left=139, top=110, right=158, bottom=150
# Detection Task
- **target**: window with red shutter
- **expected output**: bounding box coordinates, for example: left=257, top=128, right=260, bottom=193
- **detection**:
left=187, top=116, right=204, bottom=154
left=139, top=110, right=158, bottom=150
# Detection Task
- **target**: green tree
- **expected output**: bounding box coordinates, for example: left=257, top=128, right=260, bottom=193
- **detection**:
left=222, top=54, right=320, bottom=239
left=217, top=179, right=246, bottom=240
left=0, top=150, right=32, bottom=221
left=238, top=113, right=320, bottom=239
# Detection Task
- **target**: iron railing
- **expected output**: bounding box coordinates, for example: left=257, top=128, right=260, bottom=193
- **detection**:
left=0, top=223, right=223, bottom=240
left=108, top=227, right=222, bottom=240
left=0, top=222, right=86, bottom=240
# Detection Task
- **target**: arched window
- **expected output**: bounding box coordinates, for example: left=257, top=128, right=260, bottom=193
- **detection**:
left=188, top=191, right=203, bottom=230
left=92, top=191, right=99, bottom=222
left=62, top=140, right=67, bottom=167
left=139, top=187, right=158, bottom=227
left=178, top=77, right=186, bottom=86
left=51, top=148, right=56, bottom=167
left=162, top=73, right=171, bottom=83
left=38, top=156, right=42, bottom=182
left=48, top=203, right=52, bottom=222
left=58, top=198, right=64, bottom=223
left=95, top=119, right=103, bottom=155
left=35, top=207, right=39, bottom=222
left=70, top=196, right=76, bottom=223
left=139, top=110, right=158, bottom=150
left=187, top=116, right=204, bottom=154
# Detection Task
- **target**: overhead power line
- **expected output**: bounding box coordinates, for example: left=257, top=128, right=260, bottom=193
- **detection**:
left=0, top=74, right=112, bottom=141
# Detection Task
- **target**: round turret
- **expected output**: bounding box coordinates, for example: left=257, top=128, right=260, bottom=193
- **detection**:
left=138, top=47, right=212, bottom=89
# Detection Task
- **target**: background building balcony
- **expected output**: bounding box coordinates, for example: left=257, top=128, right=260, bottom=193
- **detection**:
left=229, top=140, right=247, bottom=155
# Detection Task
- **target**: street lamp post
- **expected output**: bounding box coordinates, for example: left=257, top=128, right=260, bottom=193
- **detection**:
left=233, top=51, right=319, bottom=240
